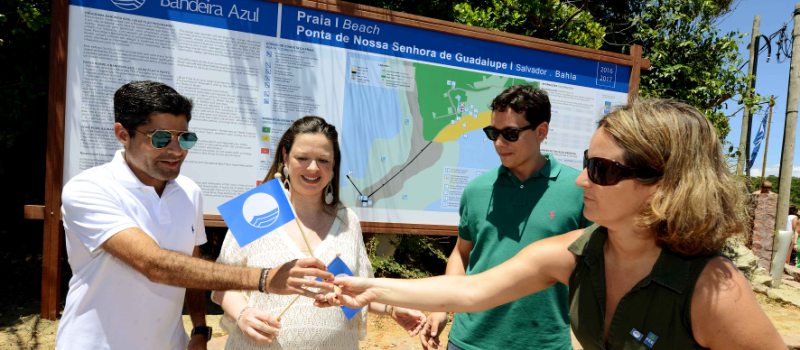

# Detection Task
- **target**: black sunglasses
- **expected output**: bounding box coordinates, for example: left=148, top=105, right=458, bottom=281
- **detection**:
left=135, top=129, right=198, bottom=150
left=482, top=124, right=535, bottom=142
left=583, top=150, right=661, bottom=186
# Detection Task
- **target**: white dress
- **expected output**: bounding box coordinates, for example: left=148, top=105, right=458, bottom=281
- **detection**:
left=215, top=206, right=373, bottom=350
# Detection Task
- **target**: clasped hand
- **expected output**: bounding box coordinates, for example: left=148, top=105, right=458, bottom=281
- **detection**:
left=315, top=276, right=427, bottom=337
left=313, top=275, right=374, bottom=308
left=270, top=257, right=336, bottom=297
left=237, top=307, right=281, bottom=345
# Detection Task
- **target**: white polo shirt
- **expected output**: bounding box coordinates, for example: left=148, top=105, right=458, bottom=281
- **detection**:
left=56, top=150, right=207, bottom=350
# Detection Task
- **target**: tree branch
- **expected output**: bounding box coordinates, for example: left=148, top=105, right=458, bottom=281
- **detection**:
left=553, top=0, right=589, bottom=36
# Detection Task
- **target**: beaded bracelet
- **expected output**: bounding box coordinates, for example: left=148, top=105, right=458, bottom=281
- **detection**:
left=258, top=268, right=271, bottom=293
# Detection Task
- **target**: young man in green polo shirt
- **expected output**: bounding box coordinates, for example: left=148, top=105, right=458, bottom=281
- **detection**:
left=420, top=84, right=590, bottom=350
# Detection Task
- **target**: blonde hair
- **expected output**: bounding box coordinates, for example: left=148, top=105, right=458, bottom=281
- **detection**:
left=599, top=99, right=747, bottom=256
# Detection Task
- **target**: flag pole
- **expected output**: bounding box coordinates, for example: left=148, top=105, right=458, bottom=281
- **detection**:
left=274, top=172, right=317, bottom=321
left=760, top=96, right=775, bottom=188
left=276, top=218, right=314, bottom=321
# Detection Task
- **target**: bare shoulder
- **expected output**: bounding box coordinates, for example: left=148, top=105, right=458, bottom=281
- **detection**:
left=516, top=229, right=583, bottom=260
left=692, top=256, right=750, bottom=312
left=691, top=256, right=785, bottom=349
left=523, top=229, right=584, bottom=255
left=525, top=229, right=584, bottom=259
left=555, top=229, right=585, bottom=245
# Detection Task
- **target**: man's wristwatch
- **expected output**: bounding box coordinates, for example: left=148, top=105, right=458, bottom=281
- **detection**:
left=191, top=325, right=212, bottom=340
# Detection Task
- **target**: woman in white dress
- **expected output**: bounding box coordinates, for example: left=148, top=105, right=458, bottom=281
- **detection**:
left=213, top=116, right=425, bottom=349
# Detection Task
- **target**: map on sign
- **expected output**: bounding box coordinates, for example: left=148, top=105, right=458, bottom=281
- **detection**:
left=339, top=55, right=532, bottom=223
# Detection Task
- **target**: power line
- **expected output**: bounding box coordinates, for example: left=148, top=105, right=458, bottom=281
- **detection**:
left=738, top=23, right=791, bottom=69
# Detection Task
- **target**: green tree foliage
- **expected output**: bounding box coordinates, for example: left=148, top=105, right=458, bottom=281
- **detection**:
left=0, top=0, right=50, bottom=151
left=453, top=0, right=606, bottom=49
left=341, top=0, right=457, bottom=20
left=365, top=235, right=449, bottom=278
left=633, top=0, right=747, bottom=140
left=0, top=0, right=50, bottom=238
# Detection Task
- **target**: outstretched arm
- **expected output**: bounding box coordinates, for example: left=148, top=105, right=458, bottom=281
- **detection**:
left=102, top=228, right=334, bottom=295
left=691, top=257, right=785, bottom=349
left=326, top=230, right=582, bottom=312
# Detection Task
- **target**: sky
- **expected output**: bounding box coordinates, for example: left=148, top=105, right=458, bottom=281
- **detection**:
left=717, top=0, right=799, bottom=177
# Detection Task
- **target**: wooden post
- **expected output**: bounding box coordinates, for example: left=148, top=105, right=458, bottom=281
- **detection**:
left=41, top=0, right=69, bottom=320
left=759, top=96, right=775, bottom=188
left=738, top=16, right=761, bottom=176
left=628, top=44, right=644, bottom=104
left=773, top=3, right=800, bottom=256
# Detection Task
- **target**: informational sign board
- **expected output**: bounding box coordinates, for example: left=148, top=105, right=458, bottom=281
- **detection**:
left=63, top=0, right=632, bottom=228
left=36, top=0, right=647, bottom=320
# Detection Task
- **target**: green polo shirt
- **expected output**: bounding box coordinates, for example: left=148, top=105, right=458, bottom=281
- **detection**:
left=568, top=225, right=712, bottom=350
left=451, top=155, right=589, bottom=350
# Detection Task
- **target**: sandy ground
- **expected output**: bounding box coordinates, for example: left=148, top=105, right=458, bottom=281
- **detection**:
left=201, top=314, right=452, bottom=350
left=2, top=293, right=799, bottom=350
left=0, top=311, right=442, bottom=350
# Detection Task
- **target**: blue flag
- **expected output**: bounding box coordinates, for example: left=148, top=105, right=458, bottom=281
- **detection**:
left=748, top=114, right=768, bottom=171
left=326, top=256, right=361, bottom=319
left=218, top=179, right=295, bottom=247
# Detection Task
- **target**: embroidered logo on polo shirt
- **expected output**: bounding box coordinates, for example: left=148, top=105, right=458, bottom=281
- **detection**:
left=630, top=328, right=644, bottom=341
left=643, top=332, right=658, bottom=348
left=549, top=211, right=555, bottom=219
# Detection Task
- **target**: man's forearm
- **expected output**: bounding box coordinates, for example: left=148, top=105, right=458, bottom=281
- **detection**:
left=145, top=250, right=261, bottom=291
left=101, top=228, right=263, bottom=291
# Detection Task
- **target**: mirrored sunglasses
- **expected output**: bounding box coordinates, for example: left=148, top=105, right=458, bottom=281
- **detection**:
left=135, top=129, right=198, bottom=150
left=582, top=150, right=661, bottom=186
left=482, top=124, right=535, bottom=142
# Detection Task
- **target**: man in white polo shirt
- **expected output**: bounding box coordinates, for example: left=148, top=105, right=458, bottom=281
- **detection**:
left=57, top=81, right=334, bottom=349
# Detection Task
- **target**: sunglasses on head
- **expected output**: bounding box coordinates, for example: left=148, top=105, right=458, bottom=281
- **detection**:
left=482, top=124, right=535, bottom=142
left=135, top=129, right=198, bottom=150
left=582, top=150, right=662, bottom=186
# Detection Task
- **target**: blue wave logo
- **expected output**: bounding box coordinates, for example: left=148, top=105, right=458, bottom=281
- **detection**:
left=110, top=0, right=145, bottom=11
left=242, top=193, right=280, bottom=229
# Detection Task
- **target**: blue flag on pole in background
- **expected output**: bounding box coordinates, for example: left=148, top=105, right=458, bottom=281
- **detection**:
left=326, top=256, right=361, bottom=319
left=748, top=114, right=768, bottom=171
left=218, top=179, right=295, bottom=247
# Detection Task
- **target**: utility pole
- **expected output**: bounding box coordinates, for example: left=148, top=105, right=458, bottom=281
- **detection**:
left=738, top=16, right=760, bottom=176
left=760, top=96, right=776, bottom=188
left=775, top=4, right=800, bottom=241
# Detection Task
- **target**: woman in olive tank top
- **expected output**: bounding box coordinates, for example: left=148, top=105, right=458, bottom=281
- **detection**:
left=323, top=99, right=785, bottom=350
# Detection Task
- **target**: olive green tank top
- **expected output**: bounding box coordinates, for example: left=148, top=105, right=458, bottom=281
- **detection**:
left=567, top=225, right=713, bottom=350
